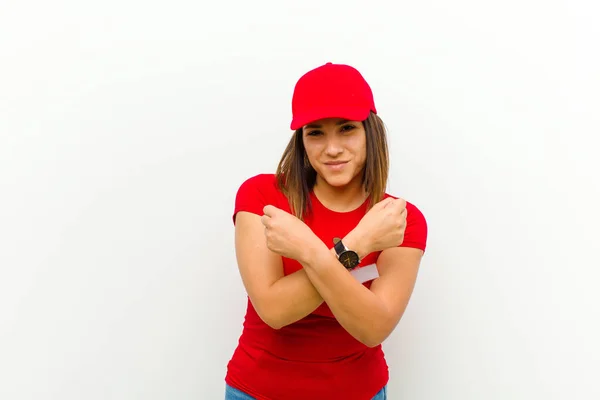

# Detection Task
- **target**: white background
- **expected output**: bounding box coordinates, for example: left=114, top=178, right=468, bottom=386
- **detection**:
left=1, top=1, right=599, bottom=399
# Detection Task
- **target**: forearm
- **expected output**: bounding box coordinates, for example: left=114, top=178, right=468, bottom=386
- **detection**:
left=260, top=247, right=342, bottom=329
left=300, top=235, right=392, bottom=347
left=261, top=268, right=322, bottom=328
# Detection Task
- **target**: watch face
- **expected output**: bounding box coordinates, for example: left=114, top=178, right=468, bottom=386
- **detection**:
left=339, top=251, right=360, bottom=270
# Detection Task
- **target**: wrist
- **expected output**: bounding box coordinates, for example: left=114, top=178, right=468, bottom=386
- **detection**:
left=342, top=228, right=371, bottom=260
left=301, top=237, right=330, bottom=267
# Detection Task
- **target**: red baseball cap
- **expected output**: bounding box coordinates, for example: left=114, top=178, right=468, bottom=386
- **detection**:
left=290, top=62, right=377, bottom=130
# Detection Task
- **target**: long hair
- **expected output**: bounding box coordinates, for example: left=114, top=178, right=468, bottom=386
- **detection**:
left=275, top=112, right=389, bottom=220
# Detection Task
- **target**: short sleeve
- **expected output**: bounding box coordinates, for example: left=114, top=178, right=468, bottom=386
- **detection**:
left=401, top=202, right=428, bottom=252
left=232, top=174, right=271, bottom=225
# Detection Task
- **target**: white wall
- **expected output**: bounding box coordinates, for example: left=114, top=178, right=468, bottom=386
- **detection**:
left=1, top=1, right=599, bottom=399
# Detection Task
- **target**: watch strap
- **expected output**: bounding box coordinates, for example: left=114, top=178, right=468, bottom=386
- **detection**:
left=333, top=237, right=346, bottom=256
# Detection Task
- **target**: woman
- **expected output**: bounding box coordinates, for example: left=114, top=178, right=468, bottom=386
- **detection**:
left=225, top=62, right=428, bottom=400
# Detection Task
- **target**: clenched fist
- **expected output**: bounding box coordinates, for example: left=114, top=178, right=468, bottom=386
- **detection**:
left=353, top=197, right=407, bottom=254
left=261, top=205, right=322, bottom=263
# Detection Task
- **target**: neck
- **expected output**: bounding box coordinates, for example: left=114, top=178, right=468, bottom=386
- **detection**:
left=312, top=174, right=368, bottom=213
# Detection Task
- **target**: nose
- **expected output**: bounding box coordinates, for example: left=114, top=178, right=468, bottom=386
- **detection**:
left=324, top=135, right=344, bottom=157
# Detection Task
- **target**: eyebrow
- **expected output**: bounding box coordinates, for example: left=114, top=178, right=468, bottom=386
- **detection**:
left=304, top=119, right=350, bottom=129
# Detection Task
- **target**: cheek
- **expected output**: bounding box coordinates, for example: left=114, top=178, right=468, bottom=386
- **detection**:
left=355, top=151, right=367, bottom=168
left=348, top=136, right=367, bottom=161
left=303, top=146, right=319, bottom=167
left=304, top=140, right=324, bottom=159
left=303, top=144, right=316, bottom=159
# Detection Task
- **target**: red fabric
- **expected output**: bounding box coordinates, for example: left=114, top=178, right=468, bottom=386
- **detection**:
left=290, top=62, right=377, bottom=130
left=226, top=174, right=427, bottom=400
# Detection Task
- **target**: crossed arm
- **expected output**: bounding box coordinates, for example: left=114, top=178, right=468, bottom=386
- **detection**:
left=234, top=210, right=423, bottom=347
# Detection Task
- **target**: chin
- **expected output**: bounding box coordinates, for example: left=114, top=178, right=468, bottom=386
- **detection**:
left=319, top=171, right=356, bottom=188
left=325, top=177, right=351, bottom=187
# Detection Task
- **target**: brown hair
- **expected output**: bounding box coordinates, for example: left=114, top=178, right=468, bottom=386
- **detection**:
left=275, top=112, right=389, bottom=220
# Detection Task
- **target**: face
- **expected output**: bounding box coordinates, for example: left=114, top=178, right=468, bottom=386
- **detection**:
left=302, top=118, right=367, bottom=188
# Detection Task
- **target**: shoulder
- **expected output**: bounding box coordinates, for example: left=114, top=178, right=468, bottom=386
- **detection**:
left=237, top=173, right=279, bottom=194
left=233, top=174, right=284, bottom=224
left=383, top=193, right=428, bottom=252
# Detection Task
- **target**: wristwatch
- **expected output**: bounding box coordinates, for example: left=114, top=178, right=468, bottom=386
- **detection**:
left=333, top=237, right=360, bottom=270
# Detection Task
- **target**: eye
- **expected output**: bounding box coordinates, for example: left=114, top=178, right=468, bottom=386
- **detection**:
left=306, top=130, right=323, bottom=136
left=340, top=124, right=356, bottom=132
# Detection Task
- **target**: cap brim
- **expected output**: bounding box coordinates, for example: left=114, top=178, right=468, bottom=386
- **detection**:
left=290, top=107, right=372, bottom=130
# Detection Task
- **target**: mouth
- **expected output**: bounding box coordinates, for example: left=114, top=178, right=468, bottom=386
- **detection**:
left=323, top=161, right=349, bottom=170
left=324, top=161, right=349, bottom=165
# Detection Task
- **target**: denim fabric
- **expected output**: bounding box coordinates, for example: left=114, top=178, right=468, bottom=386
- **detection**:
left=225, top=384, right=387, bottom=399
left=372, top=384, right=387, bottom=399
left=225, top=384, right=255, bottom=400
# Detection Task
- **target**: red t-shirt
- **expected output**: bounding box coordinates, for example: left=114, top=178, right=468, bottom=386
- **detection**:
left=225, top=174, right=427, bottom=400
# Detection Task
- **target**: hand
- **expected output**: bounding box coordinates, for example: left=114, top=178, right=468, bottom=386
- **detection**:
left=351, top=197, right=407, bottom=254
left=261, top=205, right=323, bottom=263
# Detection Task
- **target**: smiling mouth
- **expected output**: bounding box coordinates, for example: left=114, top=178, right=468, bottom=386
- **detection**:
left=324, top=161, right=349, bottom=166
left=324, top=161, right=349, bottom=170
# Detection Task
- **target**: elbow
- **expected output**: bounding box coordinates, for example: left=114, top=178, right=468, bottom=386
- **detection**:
left=360, top=310, right=405, bottom=347
left=362, top=336, right=385, bottom=348
left=263, top=315, right=285, bottom=330
left=248, top=292, right=290, bottom=330
left=357, top=324, right=394, bottom=348
left=254, top=304, right=286, bottom=330
left=364, top=340, right=382, bottom=348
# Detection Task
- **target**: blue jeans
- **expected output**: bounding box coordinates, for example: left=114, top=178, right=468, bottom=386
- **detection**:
left=225, top=384, right=387, bottom=399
